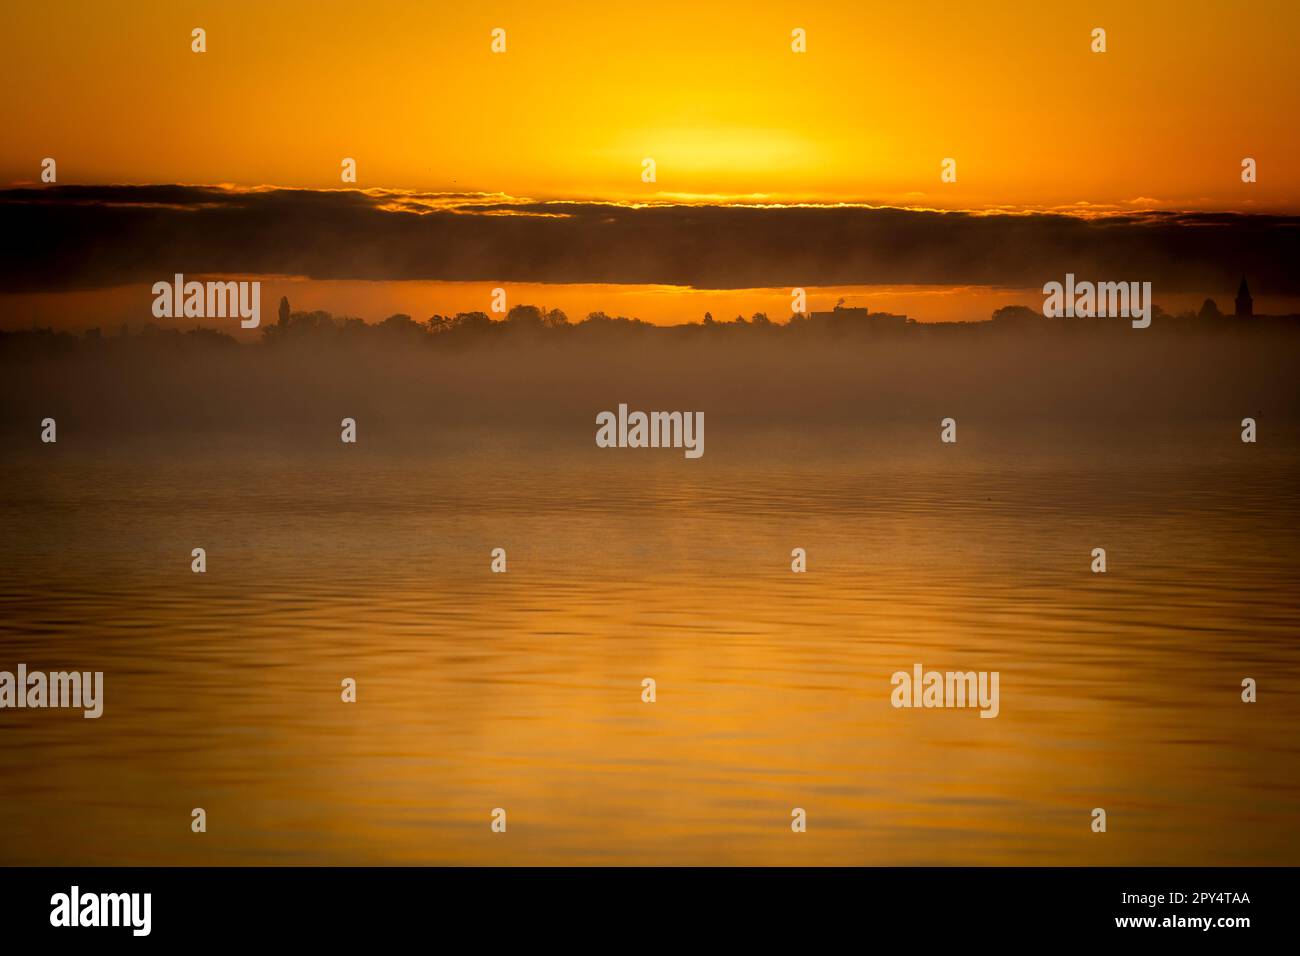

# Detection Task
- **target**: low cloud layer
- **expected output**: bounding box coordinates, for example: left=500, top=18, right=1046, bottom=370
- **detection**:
left=2, top=185, right=1297, bottom=294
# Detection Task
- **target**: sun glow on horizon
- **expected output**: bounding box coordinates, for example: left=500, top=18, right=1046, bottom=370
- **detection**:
left=2, top=0, right=1297, bottom=211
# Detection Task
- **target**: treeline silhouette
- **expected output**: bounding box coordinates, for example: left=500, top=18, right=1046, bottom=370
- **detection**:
left=5, top=294, right=1299, bottom=434
left=5, top=297, right=1300, bottom=358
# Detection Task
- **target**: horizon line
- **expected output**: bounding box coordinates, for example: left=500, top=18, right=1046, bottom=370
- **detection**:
left=4, top=182, right=1297, bottom=220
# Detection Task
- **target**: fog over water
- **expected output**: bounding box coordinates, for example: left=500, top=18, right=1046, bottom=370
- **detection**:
left=2, top=323, right=1298, bottom=864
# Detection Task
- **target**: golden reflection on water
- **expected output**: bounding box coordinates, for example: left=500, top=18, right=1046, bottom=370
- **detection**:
left=1, top=424, right=1298, bottom=864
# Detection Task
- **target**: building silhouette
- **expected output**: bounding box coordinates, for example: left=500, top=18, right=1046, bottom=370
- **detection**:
left=808, top=304, right=907, bottom=328
left=1235, top=277, right=1253, bottom=318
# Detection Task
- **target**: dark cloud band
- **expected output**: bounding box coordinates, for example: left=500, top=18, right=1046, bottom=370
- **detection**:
left=2, top=185, right=1296, bottom=294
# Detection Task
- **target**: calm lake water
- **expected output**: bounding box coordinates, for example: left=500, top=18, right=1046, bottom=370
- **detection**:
left=2, top=422, right=1298, bottom=864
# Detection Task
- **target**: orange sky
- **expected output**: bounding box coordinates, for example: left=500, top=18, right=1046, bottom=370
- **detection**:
left=2, top=0, right=1298, bottom=210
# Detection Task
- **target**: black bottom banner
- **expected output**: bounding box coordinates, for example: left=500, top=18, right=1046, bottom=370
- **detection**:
left=0, top=867, right=1282, bottom=943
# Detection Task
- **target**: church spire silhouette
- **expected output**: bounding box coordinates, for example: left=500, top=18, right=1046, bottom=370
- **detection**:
left=1235, top=276, right=1253, bottom=318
